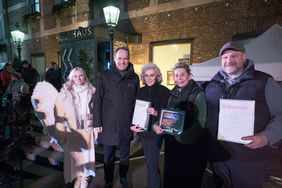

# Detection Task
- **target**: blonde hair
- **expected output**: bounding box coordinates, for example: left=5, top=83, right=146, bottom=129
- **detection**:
left=63, top=67, right=93, bottom=91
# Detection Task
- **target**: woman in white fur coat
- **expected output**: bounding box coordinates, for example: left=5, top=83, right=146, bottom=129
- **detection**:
left=54, top=67, right=96, bottom=188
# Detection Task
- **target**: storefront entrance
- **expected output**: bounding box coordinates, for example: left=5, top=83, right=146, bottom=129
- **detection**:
left=58, top=26, right=96, bottom=84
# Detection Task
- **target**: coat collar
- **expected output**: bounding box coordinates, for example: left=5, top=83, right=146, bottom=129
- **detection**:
left=170, top=79, right=196, bottom=99
left=110, top=62, right=136, bottom=79
left=212, top=59, right=255, bottom=84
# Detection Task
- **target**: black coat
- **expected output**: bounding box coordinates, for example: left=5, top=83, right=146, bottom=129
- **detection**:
left=93, top=63, right=139, bottom=145
left=21, top=66, right=39, bottom=89
left=136, top=83, right=170, bottom=139
left=45, top=68, right=61, bottom=91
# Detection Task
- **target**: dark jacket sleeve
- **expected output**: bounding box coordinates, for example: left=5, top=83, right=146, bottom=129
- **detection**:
left=93, top=73, right=104, bottom=127
left=261, top=78, right=282, bottom=147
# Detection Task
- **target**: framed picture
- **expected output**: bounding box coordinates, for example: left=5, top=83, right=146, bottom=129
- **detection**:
left=167, top=71, right=175, bottom=85
left=159, top=109, right=185, bottom=135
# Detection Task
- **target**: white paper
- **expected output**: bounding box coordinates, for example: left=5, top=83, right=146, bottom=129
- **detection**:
left=132, top=99, right=151, bottom=130
left=217, top=99, right=255, bottom=144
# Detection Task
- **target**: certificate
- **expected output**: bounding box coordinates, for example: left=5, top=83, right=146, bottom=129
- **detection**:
left=132, top=99, right=151, bottom=130
left=217, top=99, right=255, bottom=144
left=159, top=109, right=185, bottom=135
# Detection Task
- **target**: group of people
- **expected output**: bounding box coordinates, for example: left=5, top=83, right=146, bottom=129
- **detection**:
left=0, top=60, right=39, bottom=95
left=0, top=59, right=61, bottom=94
left=0, top=60, right=39, bottom=137
left=31, top=42, right=282, bottom=188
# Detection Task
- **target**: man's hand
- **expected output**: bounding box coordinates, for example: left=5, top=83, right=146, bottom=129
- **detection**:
left=242, top=133, right=269, bottom=149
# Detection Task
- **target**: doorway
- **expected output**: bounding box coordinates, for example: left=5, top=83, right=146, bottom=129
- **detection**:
left=31, top=54, right=46, bottom=81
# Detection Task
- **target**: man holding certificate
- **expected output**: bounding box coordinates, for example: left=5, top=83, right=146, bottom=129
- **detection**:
left=204, top=41, right=282, bottom=188
left=131, top=63, right=170, bottom=188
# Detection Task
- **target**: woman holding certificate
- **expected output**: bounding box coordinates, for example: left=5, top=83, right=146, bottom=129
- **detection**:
left=154, top=62, right=207, bottom=188
left=131, top=63, right=170, bottom=188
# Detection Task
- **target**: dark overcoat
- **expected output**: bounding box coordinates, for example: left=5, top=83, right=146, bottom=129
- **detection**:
left=93, top=62, right=139, bottom=145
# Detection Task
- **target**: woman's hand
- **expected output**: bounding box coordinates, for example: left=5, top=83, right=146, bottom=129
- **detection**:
left=130, top=125, right=145, bottom=132
left=147, top=107, right=157, bottom=117
left=153, top=124, right=164, bottom=135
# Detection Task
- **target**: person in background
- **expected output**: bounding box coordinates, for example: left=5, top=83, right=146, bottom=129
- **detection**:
left=45, top=61, right=61, bottom=91
left=0, top=62, right=21, bottom=93
left=204, top=41, right=282, bottom=188
left=54, top=67, right=96, bottom=188
left=130, top=63, right=170, bottom=188
left=0, top=62, right=21, bottom=134
left=93, top=47, right=139, bottom=188
left=153, top=62, right=207, bottom=188
left=21, top=60, right=39, bottom=92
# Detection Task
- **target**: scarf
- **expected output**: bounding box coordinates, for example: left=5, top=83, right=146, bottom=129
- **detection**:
left=73, top=85, right=89, bottom=119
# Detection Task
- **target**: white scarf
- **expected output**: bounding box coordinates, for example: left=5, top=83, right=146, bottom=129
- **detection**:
left=73, top=85, right=89, bottom=118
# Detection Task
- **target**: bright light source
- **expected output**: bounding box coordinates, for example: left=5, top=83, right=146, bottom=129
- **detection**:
left=11, top=24, right=25, bottom=44
left=103, top=6, right=120, bottom=28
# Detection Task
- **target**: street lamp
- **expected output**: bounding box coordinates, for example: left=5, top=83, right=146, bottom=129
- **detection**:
left=103, top=5, right=120, bottom=64
left=11, top=23, right=25, bottom=62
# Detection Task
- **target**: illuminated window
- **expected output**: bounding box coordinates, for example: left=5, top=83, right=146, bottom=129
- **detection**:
left=149, top=39, right=193, bottom=89
left=32, top=0, right=40, bottom=12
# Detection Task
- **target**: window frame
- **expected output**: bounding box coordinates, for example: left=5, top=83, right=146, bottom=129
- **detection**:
left=31, top=0, right=40, bottom=13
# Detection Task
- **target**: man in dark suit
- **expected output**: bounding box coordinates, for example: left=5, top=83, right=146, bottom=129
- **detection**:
left=93, top=47, right=139, bottom=188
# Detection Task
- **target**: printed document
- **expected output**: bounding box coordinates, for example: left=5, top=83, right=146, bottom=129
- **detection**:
left=132, top=100, right=151, bottom=130
left=218, top=99, right=255, bottom=144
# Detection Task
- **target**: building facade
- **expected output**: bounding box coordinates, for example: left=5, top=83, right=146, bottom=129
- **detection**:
left=0, top=0, right=281, bottom=87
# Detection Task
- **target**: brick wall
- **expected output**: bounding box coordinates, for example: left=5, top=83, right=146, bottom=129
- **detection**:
left=76, top=1, right=91, bottom=22
left=128, top=0, right=282, bottom=65
left=158, top=0, right=178, bottom=4
left=21, top=34, right=59, bottom=66
left=43, top=0, right=57, bottom=30
left=6, top=0, right=282, bottom=71
left=128, top=0, right=149, bottom=11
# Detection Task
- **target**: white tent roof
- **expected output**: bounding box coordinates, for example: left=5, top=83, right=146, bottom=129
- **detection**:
left=191, top=24, right=282, bottom=81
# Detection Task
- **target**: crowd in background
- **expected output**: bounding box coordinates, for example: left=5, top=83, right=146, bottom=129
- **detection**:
left=0, top=59, right=62, bottom=150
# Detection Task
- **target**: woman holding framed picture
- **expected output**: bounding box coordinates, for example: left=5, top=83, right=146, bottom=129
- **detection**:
left=154, top=62, right=207, bottom=188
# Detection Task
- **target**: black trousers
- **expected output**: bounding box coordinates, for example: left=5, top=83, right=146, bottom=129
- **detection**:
left=163, top=135, right=207, bottom=188
left=211, top=159, right=273, bottom=188
left=103, top=139, right=131, bottom=183
left=140, top=136, right=163, bottom=188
